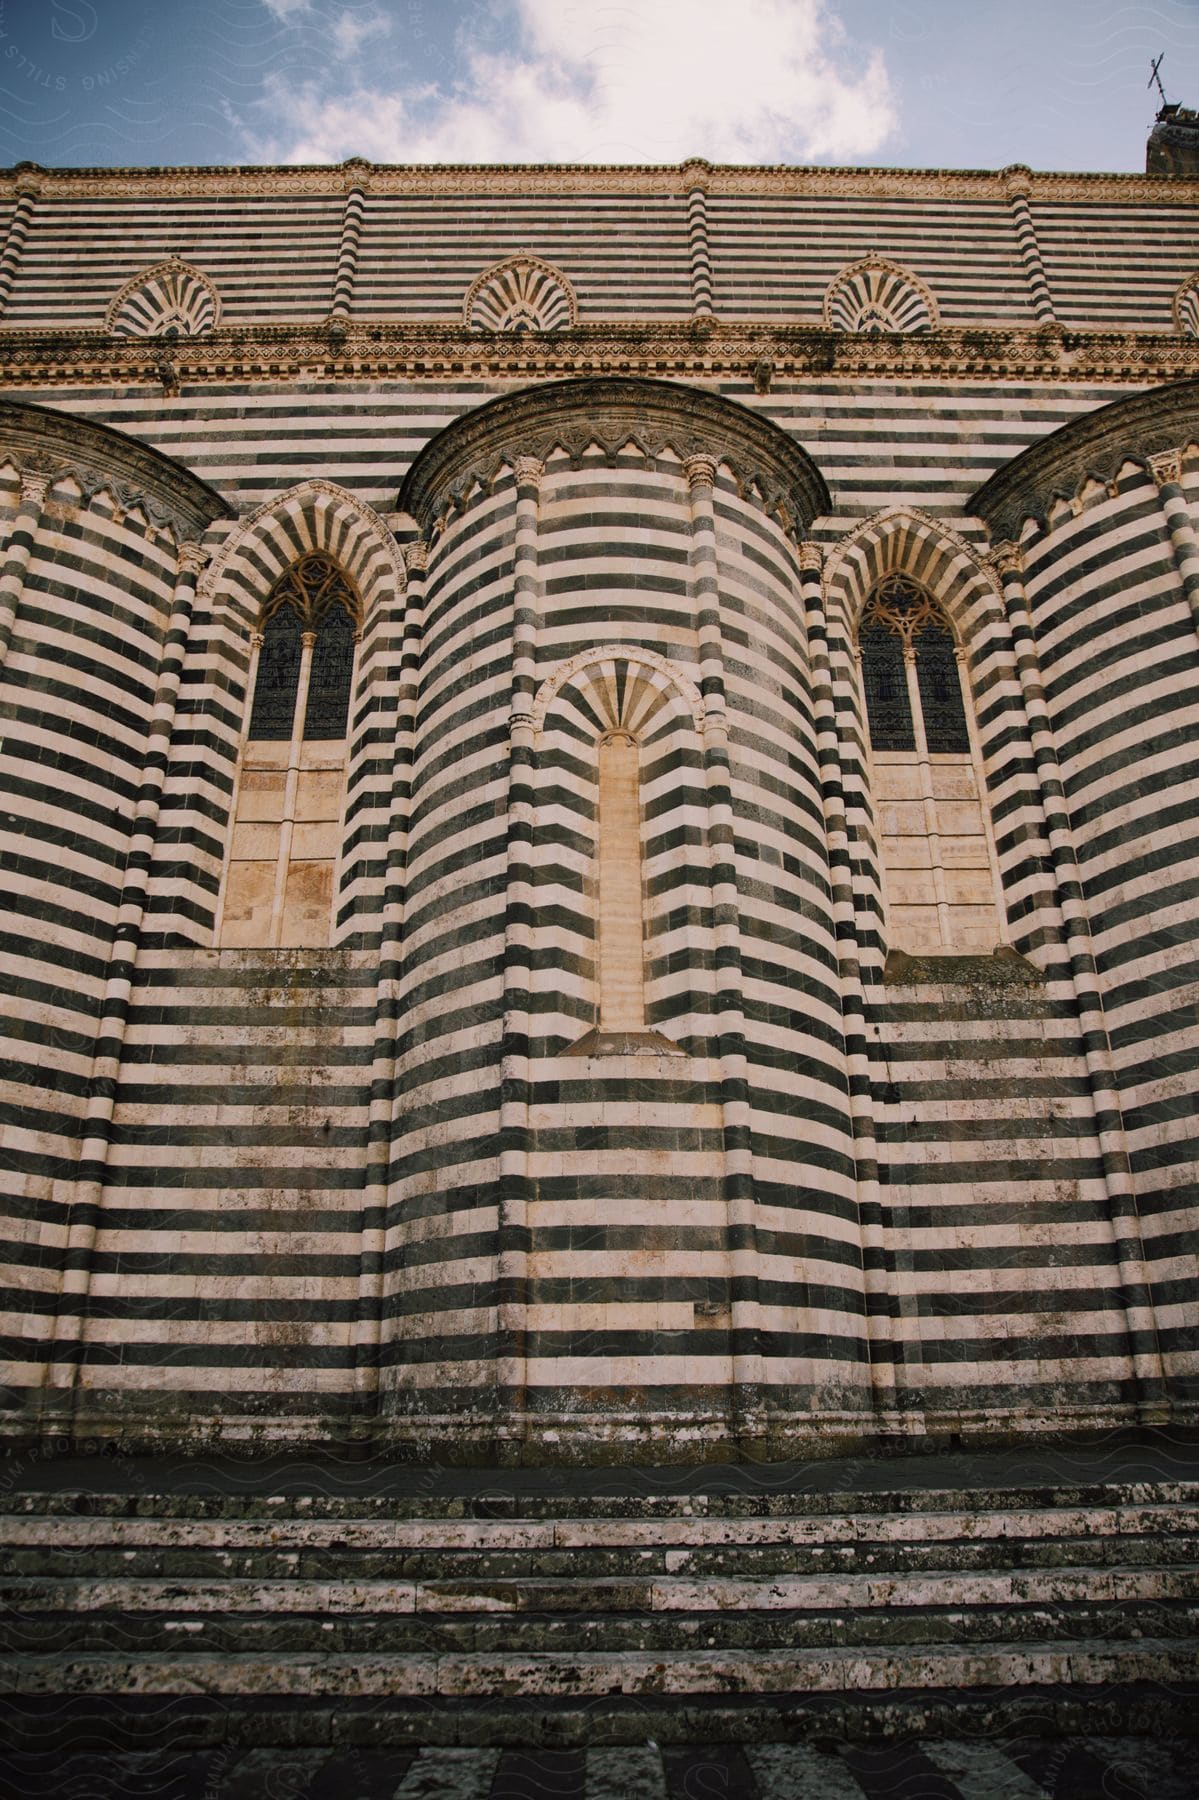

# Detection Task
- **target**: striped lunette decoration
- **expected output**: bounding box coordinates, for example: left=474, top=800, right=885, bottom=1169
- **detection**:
left=106, top=257, right=220, bottom=337
left=464, top=256, right=576, bottom=331
left=823, top=256, right=939, bottom=334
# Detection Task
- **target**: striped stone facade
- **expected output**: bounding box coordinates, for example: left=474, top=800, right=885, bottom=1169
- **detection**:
left=0, top=156, right=1196, bottom=1461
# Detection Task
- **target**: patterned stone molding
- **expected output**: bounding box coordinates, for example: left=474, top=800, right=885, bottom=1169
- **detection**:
left=397, top=375, right=831, bottom=533
left=969, top=377, right=1199, bottom=539
left=2, top=321, right=1197, bottom=390
left=0, top=396, right=232, bottom=535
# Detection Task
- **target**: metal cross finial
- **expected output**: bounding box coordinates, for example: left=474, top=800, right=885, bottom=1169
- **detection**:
left=1149, top=53, right=1169, bottom=108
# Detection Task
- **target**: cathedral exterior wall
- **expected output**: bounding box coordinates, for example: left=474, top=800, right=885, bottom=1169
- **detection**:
left=0, top=159, right=1195, bottom=1459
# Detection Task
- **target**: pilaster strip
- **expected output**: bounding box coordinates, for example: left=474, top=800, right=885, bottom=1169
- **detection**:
left=1149, top=451, right=1199, bottom=644
left=1004, top=170, right=1057, bottom=325
left=497, top=455, right=544, bottom=1435
left=329, top=182, right=366, bottom=319
left=800, top=542, right=897, bottom=1417
left=48, top=542, right=209, bottom=1401
left=355, top=539, right=421, bottom=1406
left=992, top=544, right=1167, bottom=1416
left=0, top=466, right=52, bottom=669
left=685, top=452, right=762, bottom=1437
left=686, top=184, right=714, bottom=318
left=0, top=180, right=37, bottom=321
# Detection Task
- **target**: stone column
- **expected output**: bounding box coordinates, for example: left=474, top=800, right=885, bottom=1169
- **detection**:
left=0, top=465, right=53, bottom=670
left=49, top=541, right=210, bottom=1401
left=356, top=539, right=422, bottom=1409
left=1004, top=166, right=1056, bottom=325
left=0, top=173, right=39, bottom=321
left=991, top=542, right=1166, bottom=1416
left=800, top=544, right=897, bottom=1417
left=496, top=454, right=544, bottom=1439
left=685, top=452, right=763, bottom=1439
left=1149, top=450, right=1199, bottom=641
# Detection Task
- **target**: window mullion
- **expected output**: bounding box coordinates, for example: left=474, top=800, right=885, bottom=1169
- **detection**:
left=903, top=643, right=953, bottom=949
left=268, top=628, right=316, bottom=947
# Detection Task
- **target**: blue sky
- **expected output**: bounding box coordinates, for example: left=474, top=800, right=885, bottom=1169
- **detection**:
left=0, top=0, right=1196, bottom=171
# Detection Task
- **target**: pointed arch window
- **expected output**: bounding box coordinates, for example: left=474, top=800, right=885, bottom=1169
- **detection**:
left=859, top=576, right=1004, bottom=955
left=218, top=553, right=361, bottom=949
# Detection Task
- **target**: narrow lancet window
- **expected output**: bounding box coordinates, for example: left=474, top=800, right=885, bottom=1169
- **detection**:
left=860, top=576, right=1003, bottom=955
left=218, top=553, right=361, bottom=949
left=596, top=730, right=646, bottom=1031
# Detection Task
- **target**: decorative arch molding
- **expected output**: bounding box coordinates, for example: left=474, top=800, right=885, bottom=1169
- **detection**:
left=822, top=254, right=939, bottom=334
left=532, top=644, right=706, bottom=738
left=463, top=255, right=578, bottom=332
left=1173, top=273, right=1199, bottom=338
left=399, top=377, right=831, bottom=538
left=105, top=255, right=222, bottom=337
left=823, top=507, right=1002, bottom=641
left=970, top=378, right=1199, bottom=541
left=0, top=397, right=230, bottom=538
left=201, top=479, right=404, bottom=624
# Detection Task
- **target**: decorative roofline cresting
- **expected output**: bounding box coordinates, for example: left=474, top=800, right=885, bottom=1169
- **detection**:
left=3, top=158, right=1198, bottom=204
left=969, top=378, right=1199, bottom=538
left=397, top=376, right=831, bottom=534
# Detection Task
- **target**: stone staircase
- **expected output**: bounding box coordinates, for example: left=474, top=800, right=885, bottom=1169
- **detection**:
left=1, top=1458, right=1197, bottom=1756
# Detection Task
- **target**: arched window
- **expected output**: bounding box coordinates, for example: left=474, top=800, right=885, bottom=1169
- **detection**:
left=218, top=554, right=360, bottom=948
left=859, top=576, right=1003, bottom=955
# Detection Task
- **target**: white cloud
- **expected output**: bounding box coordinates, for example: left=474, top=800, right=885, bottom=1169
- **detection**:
left=262, top=0, right=314, bottom=19
left=331, top=6, right=392, bottom=59
left=250, top=0, right=896, bottom=166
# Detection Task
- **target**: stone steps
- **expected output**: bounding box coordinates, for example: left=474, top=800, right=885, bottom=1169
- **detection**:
left=2, top=1470, right=1196, bottom=1750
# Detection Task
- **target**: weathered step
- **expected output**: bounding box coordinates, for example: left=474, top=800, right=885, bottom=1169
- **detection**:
left=4, top=1594, right=1197, bottom=1660
left=4, top=1529, right=1191, bottom=1582
left=3, top=1478, right=1195, bottom=1520
left=7, top=1639, right=1196, bottom=1700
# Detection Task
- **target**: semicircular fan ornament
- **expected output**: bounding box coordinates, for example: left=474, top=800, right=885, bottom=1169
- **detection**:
left=106, top=256, right=221, bottom=338
left=823, top=254, right=938, bottom=335
left=1173, top=273, right=1199, bottom=338
left=464, top=255, right=577, bottom=333
left=548, top=653, right=690, bottom=748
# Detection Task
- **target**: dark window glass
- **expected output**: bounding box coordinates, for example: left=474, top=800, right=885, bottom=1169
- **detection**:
left=247, top=601, right=303, bottom=740
left=860, top=618, right=916, bottom=751
left=915, top=621, right=970, bottom=752
left=303, top=602, right=356, bottom=740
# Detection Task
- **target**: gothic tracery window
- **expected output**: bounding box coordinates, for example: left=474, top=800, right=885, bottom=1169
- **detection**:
left=218, top=554, right=361, bottom=950
left=859, top=576, right=1003, bottom=955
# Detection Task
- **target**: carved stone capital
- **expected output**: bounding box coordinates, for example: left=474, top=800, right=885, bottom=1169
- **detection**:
left=301, top=630, right=318, bottom=649
left=17, top=467, right=53, bottom=508
left=988, top=541, right=1025, bottom=579
left=1149, top=448, right=1183, bottom=490
left=176, top=541, right=209, bottom=576
left=508, top=707, right=537, bottom=737
left=401, top=539, right=429, bottom=575
left=798, top=540, right=823, bottom=574
left=680, top=158, right=713, bottom=193
left=512, top=455, right=544, bottom=489
left=683, top=453, right=718, bottom=493
left=1002, top=164, right=1033, bottom=200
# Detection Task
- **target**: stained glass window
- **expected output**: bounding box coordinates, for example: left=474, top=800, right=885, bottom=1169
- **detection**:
left=247, top=601, right=303, bottom=740
left=304, top=602, right=356, bottom=739
left=859, top=576, right=969, bottom=753
left=246, top=554, right=360, bottom=742
left=860, top=617, right=916, bottom=750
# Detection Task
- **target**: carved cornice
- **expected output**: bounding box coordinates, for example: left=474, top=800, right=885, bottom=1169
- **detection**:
left=398, top=376, right=830, bottom=535
left=3, top=321, right=1198, bottom=391
left=0, top=397, right=232, bottom=536
left=3, top=160, right=1197, bottom=205
left=970, top=379, right=1199, bottom=539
